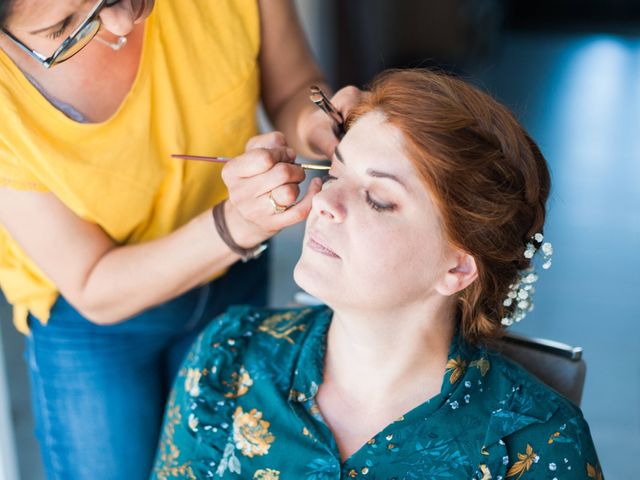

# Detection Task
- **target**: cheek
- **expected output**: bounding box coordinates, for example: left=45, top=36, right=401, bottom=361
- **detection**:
left=345, top=222, right=407, bottom=276
left=351, top=224, right=443, bottom=286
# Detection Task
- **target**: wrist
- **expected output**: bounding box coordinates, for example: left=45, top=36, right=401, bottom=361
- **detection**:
left=223, top=201, right=267, bottom=248
left=213, top=201, right=267, bottom=262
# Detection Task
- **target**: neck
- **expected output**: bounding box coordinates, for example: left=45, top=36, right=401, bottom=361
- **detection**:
left=323, top=299, right=457, bottom=410
left=0, top=24, right=144, bottom=122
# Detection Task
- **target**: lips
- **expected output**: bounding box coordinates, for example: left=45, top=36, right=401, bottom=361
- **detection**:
left=307, top=233, right=340, bottom=258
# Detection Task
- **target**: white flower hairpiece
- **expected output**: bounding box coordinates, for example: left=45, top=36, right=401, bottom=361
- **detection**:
left=501, top=233, right=553, bottom=327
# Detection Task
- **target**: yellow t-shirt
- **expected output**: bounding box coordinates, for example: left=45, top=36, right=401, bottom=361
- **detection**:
left=0, top=0, right=261, bottom=333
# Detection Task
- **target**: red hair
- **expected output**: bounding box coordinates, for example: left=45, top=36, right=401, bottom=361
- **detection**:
left=347, top=69, right=551, bottom=344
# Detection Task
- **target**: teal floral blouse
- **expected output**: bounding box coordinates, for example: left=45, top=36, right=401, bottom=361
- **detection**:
left=152, top=306, right=603, bottom=480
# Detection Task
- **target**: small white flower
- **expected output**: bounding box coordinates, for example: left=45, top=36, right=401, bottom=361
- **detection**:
left=542, top=260, right=552, bottom=269
left=534, top=233, right=544, bottom=242
left=185, top=368, right=202, bottom=397
left=549, top=463, right=557, bottom=471
left=502, top=455, right=509, bottom=465
left=188, top=413, right=199, bottom=432
left=517, top=290, right=529, bottom=300
left=542, top=242, right=553, bottom=255
left=503, top=298, right=513, bottom=307
left=450, top=401, right=459, bottom=410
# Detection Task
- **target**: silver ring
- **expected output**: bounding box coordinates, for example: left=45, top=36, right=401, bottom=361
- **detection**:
left=268, top=190, right=288, bottom=214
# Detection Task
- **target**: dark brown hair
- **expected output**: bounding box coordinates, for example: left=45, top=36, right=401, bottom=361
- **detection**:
left=0, top=1, right=15, bottom=27
left=347, top=69, right=551, bottom=345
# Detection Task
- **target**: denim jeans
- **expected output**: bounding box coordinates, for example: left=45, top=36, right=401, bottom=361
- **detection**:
left=25, top=254, right=268, bottom=480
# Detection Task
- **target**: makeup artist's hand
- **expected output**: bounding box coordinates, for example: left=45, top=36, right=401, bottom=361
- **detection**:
left=299, top=85, right=365, bottom=159
left=221, top=132, right=323, bottom=248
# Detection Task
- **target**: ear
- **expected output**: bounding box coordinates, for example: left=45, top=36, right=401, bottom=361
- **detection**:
left=435, top=250, right=478, bottom=296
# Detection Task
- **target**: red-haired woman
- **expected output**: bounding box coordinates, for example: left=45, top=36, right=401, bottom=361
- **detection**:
left=153, top=69, right=602, bottom=480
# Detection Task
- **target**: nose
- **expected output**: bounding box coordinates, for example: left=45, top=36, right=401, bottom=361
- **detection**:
left=312, top=182, right=347, bottom=223
left=99, top=0, right=140, bottom=36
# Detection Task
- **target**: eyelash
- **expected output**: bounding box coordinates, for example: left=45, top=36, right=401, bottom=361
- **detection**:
left=321, top=174, right=336, bottom=184
left=47, top=18, right=71, bottom=40
left=321, top=174, right=395, bottom=212
left=366, top=192, right=394, bottom=212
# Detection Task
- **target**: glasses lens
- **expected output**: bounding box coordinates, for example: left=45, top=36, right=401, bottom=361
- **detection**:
left=52, top=19, right=101, bottom=65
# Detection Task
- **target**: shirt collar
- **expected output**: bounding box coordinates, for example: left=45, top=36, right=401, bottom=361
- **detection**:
left=287, top=310, right=560, bottom=454
left=288, top=306, right=332, bottom=402
left=288, top=311, right=468, bottom=404
left=287, top=312, right=558, bottom=433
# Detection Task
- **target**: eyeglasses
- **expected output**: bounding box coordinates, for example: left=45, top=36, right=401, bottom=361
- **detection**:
left=1, top=0, right=120, bottom=69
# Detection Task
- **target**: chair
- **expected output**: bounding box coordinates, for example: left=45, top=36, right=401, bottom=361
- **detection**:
left=497, top=332, right=586, bottom=406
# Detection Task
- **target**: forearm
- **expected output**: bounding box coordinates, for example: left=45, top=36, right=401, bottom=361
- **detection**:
left=1, top=138, right=312, bottom=327
left=77, top=209, right=239, bottom=324
left=258, top=0, right=334, bottom=159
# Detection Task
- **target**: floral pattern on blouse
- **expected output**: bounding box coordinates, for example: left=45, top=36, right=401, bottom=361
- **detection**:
left=152, top=306, right=603, bottom=479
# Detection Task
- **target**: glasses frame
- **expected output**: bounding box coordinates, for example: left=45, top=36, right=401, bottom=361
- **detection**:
left=1, top=0, right=116, bottom=69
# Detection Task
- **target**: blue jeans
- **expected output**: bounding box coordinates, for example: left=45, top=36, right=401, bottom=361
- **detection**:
left=25, top=255, right=268, bottom=480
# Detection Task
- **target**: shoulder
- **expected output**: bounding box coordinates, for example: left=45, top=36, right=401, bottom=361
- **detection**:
left=154, top=0, right=260, bottom=53
left=181, top=304, right=328, bottom=386
left=483, top=352, right=602, bottom=478
left=484, top=350, right=587, bottom=432
left=152, top=305, right=328, bottom=479
left=191, top=303, right=326, bottom=349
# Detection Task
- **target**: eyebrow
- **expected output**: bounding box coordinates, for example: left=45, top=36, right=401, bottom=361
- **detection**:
left=334, top=146, right=407, bottom=189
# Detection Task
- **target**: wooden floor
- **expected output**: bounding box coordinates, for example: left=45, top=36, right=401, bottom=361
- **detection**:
left=1, top=31, right=638, bottom=479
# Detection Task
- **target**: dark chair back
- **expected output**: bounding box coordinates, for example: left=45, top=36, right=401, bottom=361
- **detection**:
left=497, top=332, right=586, bottom=406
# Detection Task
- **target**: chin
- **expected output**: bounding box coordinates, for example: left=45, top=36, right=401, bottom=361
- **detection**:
left=293, top=256, right=334, bottom=306
left=293, top=258, right=318, bottom=295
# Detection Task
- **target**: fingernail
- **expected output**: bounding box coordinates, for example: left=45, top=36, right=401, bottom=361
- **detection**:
left=287, top=147, right=296, bottom=159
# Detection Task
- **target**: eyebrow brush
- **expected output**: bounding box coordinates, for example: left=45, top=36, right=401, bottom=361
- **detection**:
left=170, top=154, right=330, bottom=171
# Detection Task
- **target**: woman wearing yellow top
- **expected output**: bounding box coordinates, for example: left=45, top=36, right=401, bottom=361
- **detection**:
left=0, top=0, right=358, bottom=478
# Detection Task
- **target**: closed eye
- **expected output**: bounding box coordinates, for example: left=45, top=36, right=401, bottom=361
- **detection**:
left=366, top=191, right=395, bottom=212
left=321, top=174, right=337, bottom=184
left=46, top=17, right=72, bottom=40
